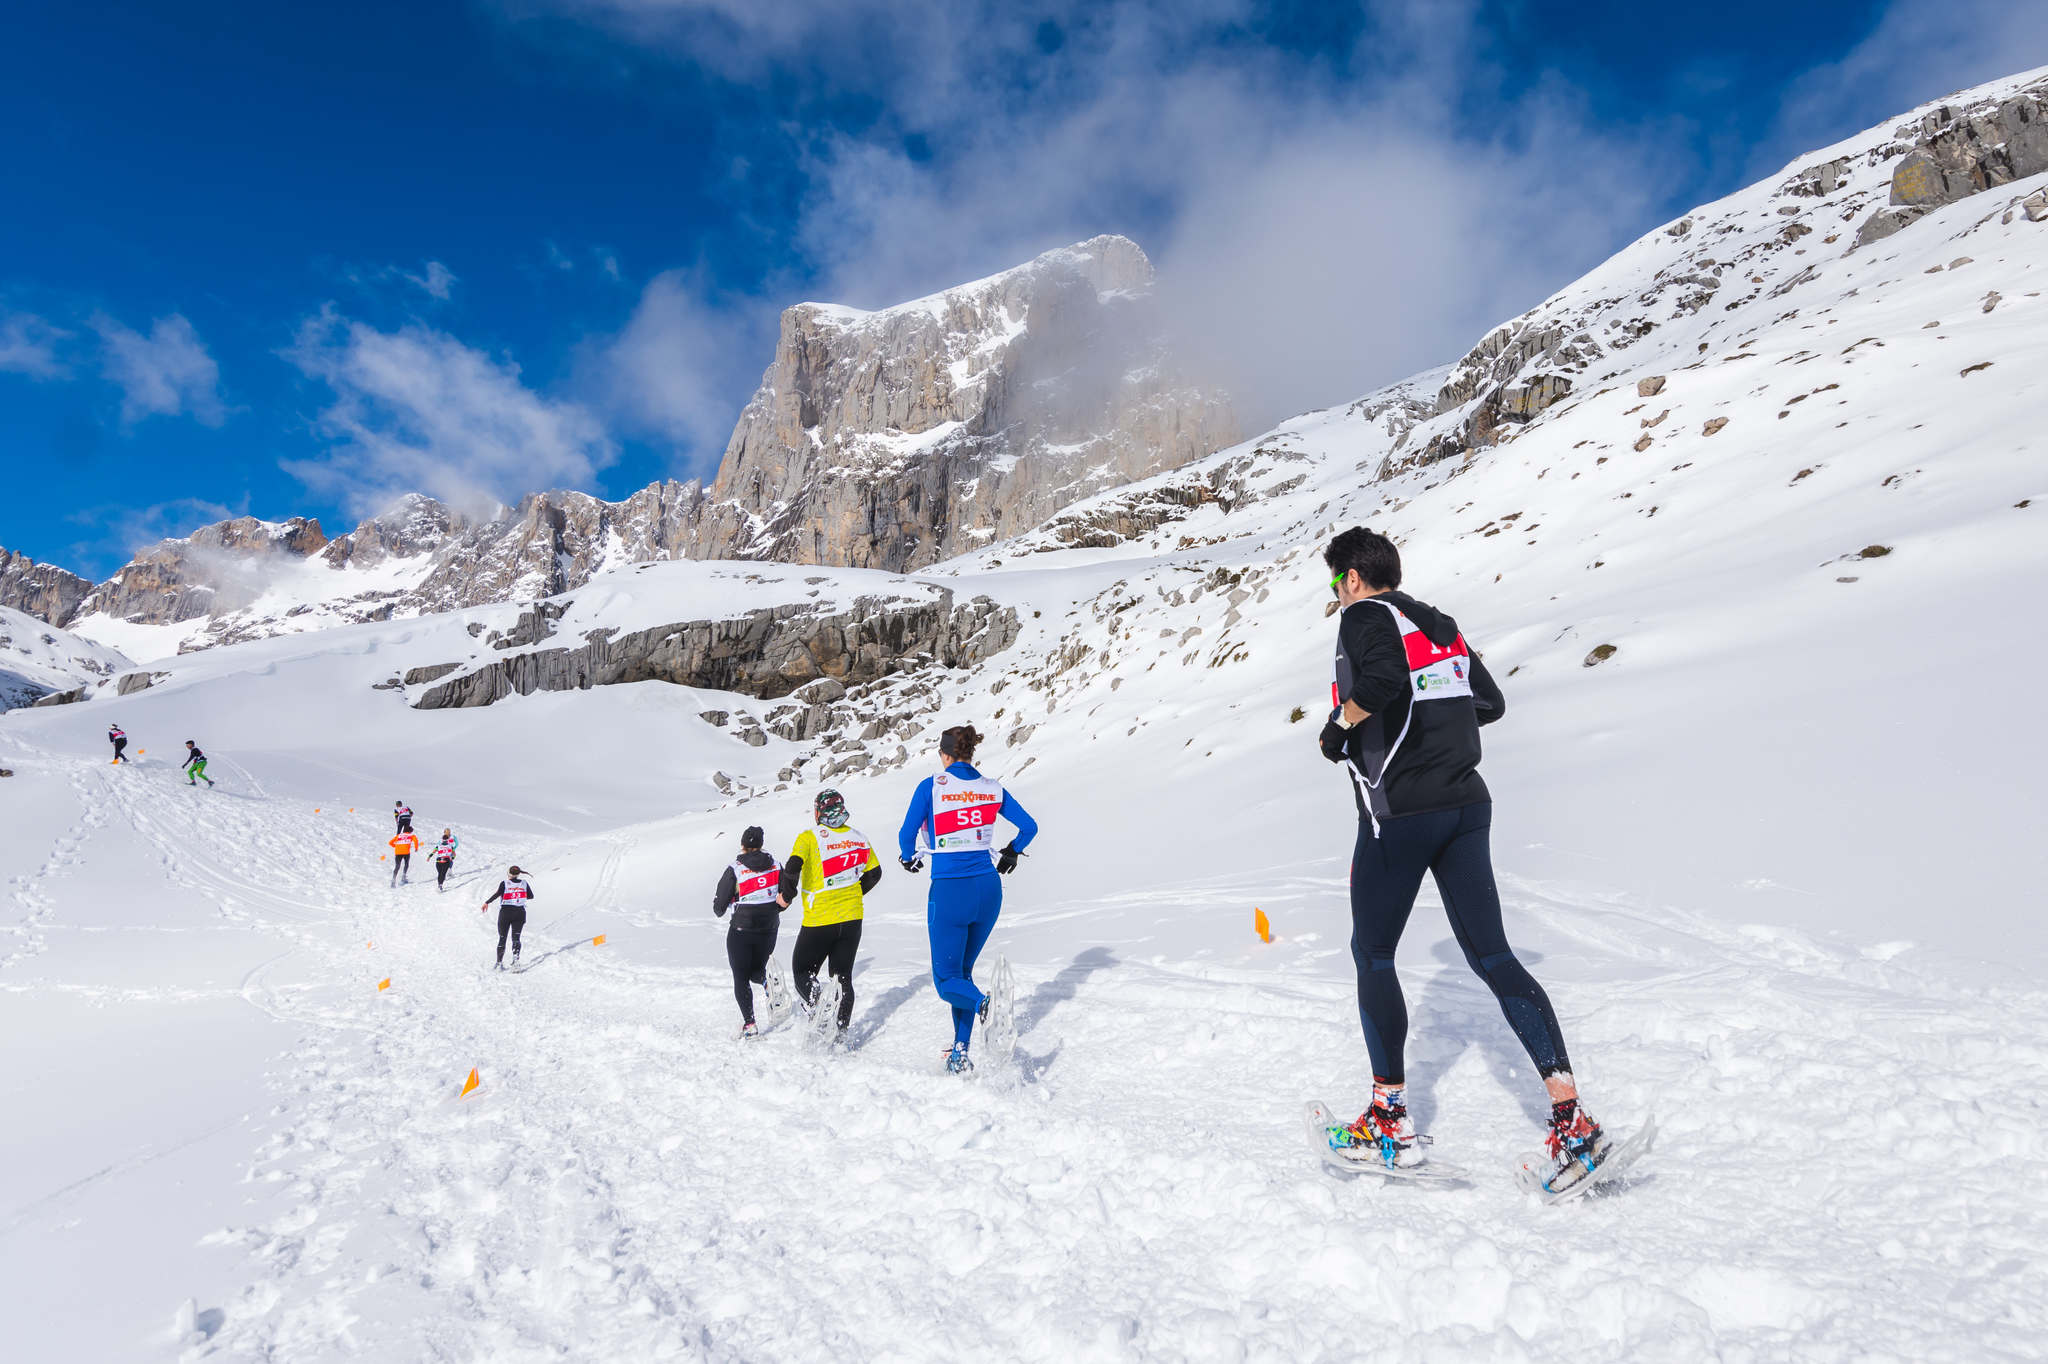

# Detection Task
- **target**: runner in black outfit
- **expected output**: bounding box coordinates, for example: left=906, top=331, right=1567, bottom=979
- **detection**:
left=108, top=725, right=128, bottom=763
left=1313, top=526, right=1607, bottom=1178
left=713, top=826, right=788, bottom=1036
left=480, top=866, right=534, bottom=970
left=431, top=829, right=458, bottom=891
left=394, top=801, right=413, bottom=835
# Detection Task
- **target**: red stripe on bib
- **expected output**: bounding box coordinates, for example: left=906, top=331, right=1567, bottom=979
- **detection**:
left=1403, top=631, right=1469, bottom=671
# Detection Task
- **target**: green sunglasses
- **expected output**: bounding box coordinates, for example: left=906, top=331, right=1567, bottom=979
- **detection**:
left=1329, top=572, right=1346, bottom=597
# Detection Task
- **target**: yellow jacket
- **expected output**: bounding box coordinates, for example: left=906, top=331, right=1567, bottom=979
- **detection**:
left=789, top=825, right=878, bottom=927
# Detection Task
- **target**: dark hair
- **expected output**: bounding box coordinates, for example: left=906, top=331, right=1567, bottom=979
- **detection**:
left=939, top=724, right=983, bottom=763
left=740, top=825, right=765, bottom=850
left=1324, top=526, right=1402, bottom=592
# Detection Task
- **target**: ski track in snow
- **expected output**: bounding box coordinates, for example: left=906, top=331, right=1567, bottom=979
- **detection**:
left=6, top=750, right=2043, bottom=1360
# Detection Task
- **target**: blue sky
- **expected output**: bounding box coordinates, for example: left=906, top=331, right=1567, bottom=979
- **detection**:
left=4, top=0, right=2044, bottom=577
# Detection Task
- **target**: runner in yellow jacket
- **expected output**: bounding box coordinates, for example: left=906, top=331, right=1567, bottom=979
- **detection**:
left=778, top=788, right=881, bottom=1038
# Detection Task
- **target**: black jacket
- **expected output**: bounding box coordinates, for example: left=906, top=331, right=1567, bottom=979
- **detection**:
left=1333, top=590, right=1504, bottom=822
left=714, top=850, right=785, bottom=933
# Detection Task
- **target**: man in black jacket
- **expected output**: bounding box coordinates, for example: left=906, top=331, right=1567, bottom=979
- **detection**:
left=713, top=826, right=790, bottom=1036
left=1312, top=526, right=1608, bottom=1186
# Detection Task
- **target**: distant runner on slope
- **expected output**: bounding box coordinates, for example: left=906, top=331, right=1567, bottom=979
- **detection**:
left=182, top=740, right=214, bottom=787
left=480, top=866, right=534, bottom=970
left=393, top=801, right=413, bottom=835
left=897, top=724, right=1038, bottom=1074
left=108, top=725, right=128, bottom=764
left=713, top=825, right=790, bottom=1037
left=431, top=829, right=458, bottom=891
left=1313, top=526, right=1610, bottom=1192
left=389, top=829, right=420, bottom=886
left=778, top=790, right=880, bottom=1042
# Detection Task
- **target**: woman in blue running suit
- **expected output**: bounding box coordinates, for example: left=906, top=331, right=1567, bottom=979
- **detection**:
left=897, top=724, right=1038, bottom=1073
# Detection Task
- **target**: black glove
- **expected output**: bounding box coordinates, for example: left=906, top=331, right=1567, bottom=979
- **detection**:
left=900, top=856, right=925, bottom=873
left=996, top=843, right=1020, bottom=875
left=1319, top=718, right=1351, bottom=763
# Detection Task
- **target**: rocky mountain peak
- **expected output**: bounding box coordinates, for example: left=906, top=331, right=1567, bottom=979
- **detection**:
left=71, top=515, right=331, bottom=630
left=0, top=547, right=95, bottom=627
left=322, top=494, right=464, bottom=570
left=693, top=233, right=1237, bottom=570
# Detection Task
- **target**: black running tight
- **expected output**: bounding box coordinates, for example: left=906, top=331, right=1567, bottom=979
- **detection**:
left=1349, top=801, right=1571, bottom=1084
left=790, top=921, right=861, bottom=1029
left=726, top=927, right=778, bottom=1025
left=496, top=906, right=526, bottom=964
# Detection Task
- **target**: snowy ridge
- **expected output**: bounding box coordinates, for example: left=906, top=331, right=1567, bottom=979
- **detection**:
left=0, top=605, right=132, bottom=710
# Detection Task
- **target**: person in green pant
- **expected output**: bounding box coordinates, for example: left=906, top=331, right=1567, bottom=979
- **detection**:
left=182, top=740, right=215, bottom=787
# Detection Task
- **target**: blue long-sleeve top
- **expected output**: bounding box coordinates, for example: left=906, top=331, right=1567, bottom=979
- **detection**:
left=899, top=762, right=1038, bottom=878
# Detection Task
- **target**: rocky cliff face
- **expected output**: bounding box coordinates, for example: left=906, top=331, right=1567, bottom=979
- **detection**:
left=693, top=235, right=1238, bottom=570
left=71, top=517, right=329, bottom=628
left=0, top=549, right=94, bottom=627
left=413, top=589, right=1017, bottom=711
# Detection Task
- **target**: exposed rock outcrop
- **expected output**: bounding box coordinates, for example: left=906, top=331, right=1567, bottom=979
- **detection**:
left=414, top=591, right=1019, bottom=711
left=0, top=548, right=94, bottom=627
left=1853, top=75, right=2048, bottom=247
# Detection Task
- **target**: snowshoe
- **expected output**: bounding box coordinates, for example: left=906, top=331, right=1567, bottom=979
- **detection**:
left=1304, top=1101, right=1468, bottom=1184
left=805, top=978, right=843, bottom=1049
left=1516, top=1111, right=1656, bottom=1204
left=981, top=956, right=1017, bottom=1061
left=763, top=960, right=794, bottom=1024
left=739, top=1021, right=759, bottom=1040
left=945, top=1043, right=975, bottom=1075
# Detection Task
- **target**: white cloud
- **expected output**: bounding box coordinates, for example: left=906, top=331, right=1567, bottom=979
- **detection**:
left=584, top=266, right=765, bottom=460
left=520, top=0, right=1682, bottom=431
left=283, top=307, right=617, bottom=518
left=401, top=260, right=459, bottom=300
left=91, top=313, right=227, bottom=426
left=0, top=311, right=71, bottom=380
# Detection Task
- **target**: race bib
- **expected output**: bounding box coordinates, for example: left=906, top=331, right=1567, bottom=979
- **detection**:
left=813, top=827, right=871, bottom=892
left=930, top=773, right=1004, bottom=852
left=732, top=861, right=780, bottom=904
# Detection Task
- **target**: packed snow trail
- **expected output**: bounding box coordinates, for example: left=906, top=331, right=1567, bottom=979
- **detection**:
left=6, top=746, right=2045, bottom=1360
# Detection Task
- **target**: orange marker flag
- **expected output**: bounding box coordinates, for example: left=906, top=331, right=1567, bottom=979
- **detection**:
left=380, top=853, right=387, bottom=860
left=138, top=748, right=146, bottom=755
left=592, top=934, right=606, bottom=946
left=377, top=977, right=391, bottom=991
left=459, top=1068, right=481, bottom=1099
left=1255, top=907, right=1272, bottom=944
left=315, top=808, right=321, bottom=813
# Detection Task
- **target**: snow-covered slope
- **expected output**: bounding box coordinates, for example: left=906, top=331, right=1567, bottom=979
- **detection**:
left=3, top=69, right=2047, bottom=1363
left=0, top=604, right=132, bottom=710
